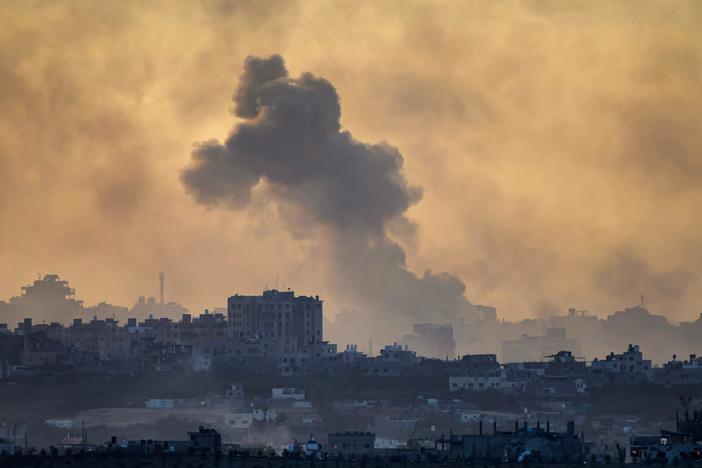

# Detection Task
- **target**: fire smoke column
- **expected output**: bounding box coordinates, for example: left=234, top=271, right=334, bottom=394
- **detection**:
left=181, top=54, right=476, bottom=339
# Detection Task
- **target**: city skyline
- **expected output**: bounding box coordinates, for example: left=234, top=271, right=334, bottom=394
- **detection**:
left=1, top=272, right=700, bottom=365
left=2, top=1, right=702, bottom=330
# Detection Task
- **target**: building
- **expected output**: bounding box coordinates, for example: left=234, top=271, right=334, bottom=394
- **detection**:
left=502, top=327, right=581, bottom=363
left=225, top=384, right=245, bottom=399
left=327, top=432, right=376, bottom=456
left=450, top=368, right=507, bottom=392
left=399, top=323, right=456, bottom=359
left=600, top=305, right=684, bottom=364
left=630, top=407, right=702, bottom=463
left=360, top=343, right=419, bottom=377
left=0, top=439, right=15, bottom=455
left=652, top=354, right=702, bottom=386
left=272, top=387, right=305, bottom=400
left=0, top=274, right=85, bottom=326
left=228, top=290, right=323, bottom=353
left=445, top=421, right=585, bottom=462
left=145, top=398, right=175, bottom=409
left=187, top=426, right=221, bottom=454
left=591, top=344, right=652, bottom=377
left=373, top=417, right=417, bottom=449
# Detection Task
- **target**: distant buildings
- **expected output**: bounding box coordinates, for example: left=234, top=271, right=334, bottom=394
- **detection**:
left=441, top=420, right=586, bottom=462
left=327, top=432, right=375, bottom=456
left=399, top=323, right=456, bottom=359
left=0, top=274, right=189, bottom=327
left=502, top=327, right=581, bottom=363
left=360, top=343, right=419, bottom=377
left=187, top=426, right=221, bottom=455
left=630, top=407, right=702, bottom=463
left=592, top=344, right=652, bottom=375
left=228, top=289, right=323, bottom=354
left=449, top=354, right=507, bottom=392
left=0, top=274, right=83, bottom=325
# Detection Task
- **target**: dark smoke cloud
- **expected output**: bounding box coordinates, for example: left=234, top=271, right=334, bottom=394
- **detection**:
left=182, top=54, right=476, bottom=339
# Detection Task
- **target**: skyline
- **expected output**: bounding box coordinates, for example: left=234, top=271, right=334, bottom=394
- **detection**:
left=0, top=268, right=696, bottom=323
left=2, top=1, right=702, bottom=330
left=2, top=271, right=700, bottom=366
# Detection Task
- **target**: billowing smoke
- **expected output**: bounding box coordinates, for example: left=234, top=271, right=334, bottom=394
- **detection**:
left=181, top=54, right=476, bottom=341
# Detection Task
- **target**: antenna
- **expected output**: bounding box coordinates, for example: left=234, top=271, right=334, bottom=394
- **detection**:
left=640, top=294, right=645, bottom=307
left=159, top=272, right=165, bottom=306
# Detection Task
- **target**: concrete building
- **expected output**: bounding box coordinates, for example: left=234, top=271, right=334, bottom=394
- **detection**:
left=630, top=407, right=702, bottom=463
left=228, top=290, right=323, bottom=353
left=0, top=439, right=15, bottom=455
left=3, top=274, right=84, bottom=325
left=272, top=387, right=305, bottom=400
left=591, top=344, right=652, bottom=377
left=450, top=368, right=507, bottom=392
left=653, top=354, right=702, bottom=385
left=361, top=343, right=419, bottom=377
left=444, top=420, right=585, bottom=462
left=327, top=432, right=376, bottom=456
left=502, top=327, right=581, bottom=363
left=187, top=426, right=221, bottom=454
left=373, top=418, right=417, bottom=449
left=399, top=323, right=456, bottom=359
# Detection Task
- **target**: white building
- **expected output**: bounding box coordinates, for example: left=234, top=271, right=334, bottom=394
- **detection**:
left=591, top=344, right=652, bottom=377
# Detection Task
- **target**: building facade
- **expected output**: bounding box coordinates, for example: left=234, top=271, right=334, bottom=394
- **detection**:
left=228, top=290, right=323, bottom=353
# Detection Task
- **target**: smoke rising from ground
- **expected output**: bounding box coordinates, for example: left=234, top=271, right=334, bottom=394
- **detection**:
left=182, top=55, right=475, bottom=338
left=1, top=1, right=702, bottom=350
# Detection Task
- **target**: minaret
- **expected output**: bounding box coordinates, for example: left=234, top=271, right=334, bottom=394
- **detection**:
left=159, top=272, right=165, bottom=306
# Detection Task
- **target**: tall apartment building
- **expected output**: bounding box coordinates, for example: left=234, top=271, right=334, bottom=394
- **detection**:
left=227, top=290, right=323, bottom=353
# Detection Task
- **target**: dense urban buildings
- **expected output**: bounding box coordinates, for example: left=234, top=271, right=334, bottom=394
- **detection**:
left=228, top=289, right=324, bottom=353
left=0, top=273, right=701, bottom=464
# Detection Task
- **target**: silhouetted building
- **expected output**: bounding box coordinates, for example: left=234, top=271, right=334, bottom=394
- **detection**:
left=187, top=426, right=221, bottom=454
left=502, top=327, right=580, bottom=363
left=361, top=343, right=419, bottom=377
left=228, top=290, right=323, bottom=353
left=591, top=344, right=652, bottom=375
left=327, top=431, right=375, bottom=456
left=0, top=274, right=83, bottom=324
left=446, top=420, right=585, bottom=461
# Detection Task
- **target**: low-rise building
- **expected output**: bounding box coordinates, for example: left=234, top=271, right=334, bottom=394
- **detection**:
left=591, top=344, right=652, bottom=379
left=272, top=387, right=305, bottom=400
left=502, top=327, right=581, bottom=363
left=187, top=426, right=221, bottom=454
left=361, top=343, right=419, bottom=377
left=450, top=368, right=507, bottom=392
left=327, top=432, right=375, bottom=456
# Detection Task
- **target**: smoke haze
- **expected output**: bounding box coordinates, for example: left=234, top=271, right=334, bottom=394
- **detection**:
left=181, top=54, right=474, bottom=337
left=1, top=1, right=702, bottom=347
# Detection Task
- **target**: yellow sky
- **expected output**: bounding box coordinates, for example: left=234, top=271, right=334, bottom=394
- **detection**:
left=1, top=0, right=701, bottom=329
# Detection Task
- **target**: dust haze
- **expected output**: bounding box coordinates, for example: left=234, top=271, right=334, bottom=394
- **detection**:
left=1, top=0, right=702, bottom=347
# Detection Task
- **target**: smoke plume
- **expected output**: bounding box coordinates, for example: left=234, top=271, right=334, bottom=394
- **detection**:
left=181, top=55, right=476, bottom=340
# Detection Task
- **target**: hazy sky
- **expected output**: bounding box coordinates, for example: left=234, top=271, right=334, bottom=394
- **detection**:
left=1, top=0, right=701, bottom=326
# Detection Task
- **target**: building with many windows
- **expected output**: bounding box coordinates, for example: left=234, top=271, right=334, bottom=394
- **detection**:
left=227, top=290, right=323, bottom=353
